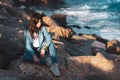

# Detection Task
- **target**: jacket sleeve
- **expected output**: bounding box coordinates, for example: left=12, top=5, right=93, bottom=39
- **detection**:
left=42, top=27, right=52, bottom=48
left=24, top=29, right=35, bottom=55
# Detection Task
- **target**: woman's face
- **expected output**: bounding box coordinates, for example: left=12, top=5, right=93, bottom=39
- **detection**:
left=36, top=20, right=42, bottom=28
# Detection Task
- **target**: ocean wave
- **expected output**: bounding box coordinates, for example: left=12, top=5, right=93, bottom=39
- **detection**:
left=100, top=28, right=120, bottom=41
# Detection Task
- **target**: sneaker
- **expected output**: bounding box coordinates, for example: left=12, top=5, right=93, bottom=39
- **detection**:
left=46, top=56, right=52, bottom=67
left=50, top=63, right=61, bottom=77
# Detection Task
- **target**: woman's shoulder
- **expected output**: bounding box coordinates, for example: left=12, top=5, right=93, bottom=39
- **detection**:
left=24, top=29, right=29, bottom=33
left=41, top=26, right=47, bottom=31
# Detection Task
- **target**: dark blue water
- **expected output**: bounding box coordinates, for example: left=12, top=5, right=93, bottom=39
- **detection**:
left=35, top=0, right=120, bottom=41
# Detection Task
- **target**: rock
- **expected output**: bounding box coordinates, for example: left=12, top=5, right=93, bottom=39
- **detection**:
left=61, top=38, right=93, bottom=56
left=10, top=57, right=53, bottom=79
left=8, top=39, right=120, bottom=80
left=84, top=73, right=103, bottom=80
left=51, top=14, right=67, bottom=27
left=43, top=16, right=58, bottom=27
left=68, top=25, right=81, bottom=29
left=91, top=53, right=114, bottom=72
left=43, top=16, right=73, bottom=39
left=84, top=26, right=91, bottom=29
left=71, top=35, right=106, bottom=49
left=0, top=25, right=24, bottom=68
left=0, top=0, right=14, bottom=7
left=5, top=6, right=23, bottom=17
left=71, top=35, right=88, bottom=45
left=9, top=41, right=71, bottom=80
left=81, top=34, right=97, bottom=40
left=50, top=32, right=60, bottom=40
left=41, top=0, right=64, bottom=6
left=68, top=52, right=120, bottom=80
left=0, top=55, right=5, bottom=69
left=107, top=40, right=120, bottom=55
left=92, top=34, right=108, bottom=44
left=0, top=69, right=22, bottom=80
left=13, top=0, right=42, bottom=6
left=0, top=14, right=8, bottom=20
left=0, top=69, right=45, bottom=80
left=92, top=48, right=117, bottom=60
left=91, top=40, right=106, bottom=50
left=77, top=34, right=108, bottom=45
left=69, top=35, right=106, bottom=56
left=47, top=26, right=72, bottom=39
left=13, top=0, right=64, bottom=6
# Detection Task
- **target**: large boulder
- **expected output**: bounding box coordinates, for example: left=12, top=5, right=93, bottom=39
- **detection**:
left=66, top=35, right=106, bottom=56
left=51, top=14, right=67, bottom=27
left=41, top=0, right=64, bottom=6
left=43, top=16, right=73, bottom=39
left=107, top=40, right=120, bottom=55
left=42, top=16, right=58, bottom=27
left=0, top=24, right=24, bottom=69
left=10, top=57, right=53, bottom=79
left=9, top=40, right=72, bottom=80
left=0, top=0, right=14, bottom=7
left=13, top=0, right=42, bottom=6
left=68, top=52, right=120, bottom=80
left=13, top=0, right=64, bottom=6
left=9, top=40, right=120, bottom=80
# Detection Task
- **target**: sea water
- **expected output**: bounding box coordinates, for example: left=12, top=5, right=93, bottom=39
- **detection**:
left=34, top=0, right=120, bottom=41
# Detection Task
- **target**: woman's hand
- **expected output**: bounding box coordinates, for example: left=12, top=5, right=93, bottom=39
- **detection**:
left=33, top=54, right=40, bottom=63
left=40, top=48, right=45, bottom=58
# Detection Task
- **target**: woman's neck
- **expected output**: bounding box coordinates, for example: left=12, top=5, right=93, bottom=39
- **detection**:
left=33, top=32, right=38, bottom=39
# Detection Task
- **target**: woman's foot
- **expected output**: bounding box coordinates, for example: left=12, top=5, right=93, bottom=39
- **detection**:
left=46, top=56, right=52, bottom=67
left=50, top=63, right=61, bottom=77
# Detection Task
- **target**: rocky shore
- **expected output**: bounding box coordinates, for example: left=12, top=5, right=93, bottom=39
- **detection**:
left=0, top=0, right=120, bottom=80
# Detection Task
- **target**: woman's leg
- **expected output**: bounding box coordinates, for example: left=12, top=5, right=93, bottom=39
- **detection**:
left=49, top=43, right=57, bottom=63
left=48, top=43, right=61, bottom=76
left=23, top=51, right=34, bottom=62
left=33, top=48, right=47, bottom=64
left=23, top=51, right=46, bottom=64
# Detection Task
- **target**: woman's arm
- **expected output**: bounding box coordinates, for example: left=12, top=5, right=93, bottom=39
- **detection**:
left=24, top=30, right=35, bottom=55
left=42, top=27, right=52, bottom=48
left=40, top=27, right=52, bottom=57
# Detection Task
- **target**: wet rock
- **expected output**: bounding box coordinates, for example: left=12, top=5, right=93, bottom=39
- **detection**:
left=107, top=40, right=120, bottom=55
left=68, top=25, right=81, bottom=29
left=51, top=14, right=67, bottom=27
left=92, top=34, right=108, bottom=44
left=84, top=26, right=91, bottom=29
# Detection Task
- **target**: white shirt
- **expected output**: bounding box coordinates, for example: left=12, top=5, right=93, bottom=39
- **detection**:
left=33, top=33, right=39, bottom=47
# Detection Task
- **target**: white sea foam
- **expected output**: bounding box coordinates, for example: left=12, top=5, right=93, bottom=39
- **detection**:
left=61, top=10, right=110, bottom=26
left=100, top=28, right=120, bottom=41
left=101, top=5, right=108, bottom=9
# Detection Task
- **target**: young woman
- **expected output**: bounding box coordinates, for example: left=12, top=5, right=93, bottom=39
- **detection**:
left=23, top=11, right=60, bottom=76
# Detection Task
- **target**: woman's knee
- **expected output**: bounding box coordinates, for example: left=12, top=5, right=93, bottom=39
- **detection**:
left=23, top=52, right=34, bottom=62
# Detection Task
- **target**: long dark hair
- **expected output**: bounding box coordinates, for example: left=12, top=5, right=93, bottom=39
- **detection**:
left=29, top=11, right=43, bottom=38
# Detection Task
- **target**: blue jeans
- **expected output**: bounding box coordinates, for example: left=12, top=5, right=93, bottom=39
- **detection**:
left=23, top=43, right=57, bottom=64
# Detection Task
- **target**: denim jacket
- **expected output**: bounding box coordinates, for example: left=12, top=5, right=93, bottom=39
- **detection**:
left=24, top=26, right=52, bottom=55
